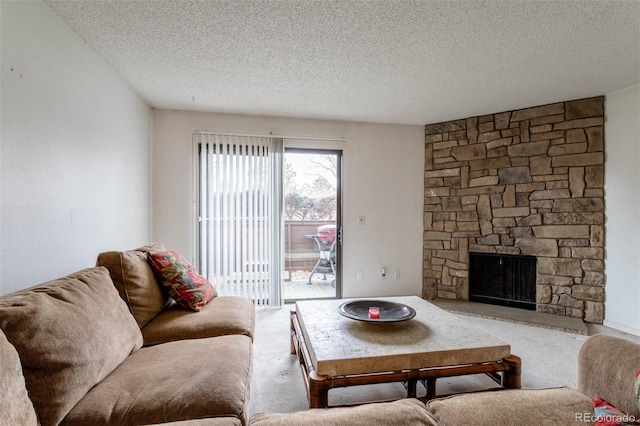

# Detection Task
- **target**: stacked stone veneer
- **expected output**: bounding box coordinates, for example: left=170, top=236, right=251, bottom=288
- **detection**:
left=422, top=96, right=605, bottom=323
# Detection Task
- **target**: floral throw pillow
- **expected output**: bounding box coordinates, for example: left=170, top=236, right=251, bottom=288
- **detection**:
left=147, top=250, right=217, bottom=311
left=593, top=396, right=640, bottom=426
left=635, top=368, right=640, bottom=412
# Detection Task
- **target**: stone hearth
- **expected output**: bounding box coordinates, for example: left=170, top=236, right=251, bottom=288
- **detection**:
left=422, top=96, right=605, bottom=323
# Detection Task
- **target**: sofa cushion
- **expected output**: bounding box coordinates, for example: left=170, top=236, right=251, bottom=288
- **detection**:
left=248, top=398, right=436, bottom=426
left=97, top=243, right=171, bottom=328
left=427, top=387, right=594, bottom=426
left=62, top=335, right=252, bottom=425
left=147, top=250, right=217, bottom=311
left=150, top=419, right=242, bottom=425
left=142, top=296, right=256, bottom=345
left=0, top=267, right=144, bottom=426
left=0, top=329, right=39, bottom=426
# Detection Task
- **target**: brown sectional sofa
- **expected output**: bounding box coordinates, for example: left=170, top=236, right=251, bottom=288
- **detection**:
left=0, top=244, right=255, bottom=426
left=1, top=243, right=639, bottom=425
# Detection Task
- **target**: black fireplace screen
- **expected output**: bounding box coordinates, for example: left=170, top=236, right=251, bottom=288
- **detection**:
left=469, top=253, right=536, bottom=310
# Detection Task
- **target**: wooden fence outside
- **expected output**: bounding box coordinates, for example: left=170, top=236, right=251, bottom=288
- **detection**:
left=285, top=220, right=335, bottom=272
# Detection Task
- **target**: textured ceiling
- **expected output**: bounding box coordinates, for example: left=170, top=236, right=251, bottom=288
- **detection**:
left=44, top=0, right=640, bottom=125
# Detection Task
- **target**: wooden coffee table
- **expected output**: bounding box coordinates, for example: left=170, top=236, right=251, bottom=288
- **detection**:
left=290, top=296, right=521, bottom=408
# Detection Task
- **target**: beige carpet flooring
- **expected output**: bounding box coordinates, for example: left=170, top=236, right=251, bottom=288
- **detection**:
left=248, top=301, right=640, bottom=417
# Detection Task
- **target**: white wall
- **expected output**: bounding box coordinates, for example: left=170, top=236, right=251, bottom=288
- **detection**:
left=152, top=110, right=424, bottom=297
left=0, top=2, right=153, bottom=294
left=604, top=83, right=640, bottom=335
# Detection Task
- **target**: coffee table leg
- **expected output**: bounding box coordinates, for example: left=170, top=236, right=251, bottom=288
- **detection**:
left=502, top=355, right=522, bottom=389
left=290, top=310, right=296, bottom=355
left=425, top=377, right=437, bottom=399
left=406, top=379, right=417, bottom=398
left=309, top=371, right=329, bottom=408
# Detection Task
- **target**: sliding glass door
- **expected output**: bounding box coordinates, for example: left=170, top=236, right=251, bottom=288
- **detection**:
left=283, top=149, right=342, bottom=301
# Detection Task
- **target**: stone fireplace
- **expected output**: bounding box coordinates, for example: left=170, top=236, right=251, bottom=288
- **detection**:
left=422, top=96, right=605, bottom=323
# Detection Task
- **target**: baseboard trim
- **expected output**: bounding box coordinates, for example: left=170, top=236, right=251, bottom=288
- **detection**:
left=603, top=319, right=640, bottom=337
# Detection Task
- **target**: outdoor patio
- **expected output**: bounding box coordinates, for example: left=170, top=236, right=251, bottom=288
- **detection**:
left=284, top=220, right=337, bottom=300
left=284, top=270, right=336, bottom=300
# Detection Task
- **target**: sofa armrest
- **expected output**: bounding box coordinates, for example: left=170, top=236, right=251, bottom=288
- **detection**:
left=577, top=334, right=640, bottom=417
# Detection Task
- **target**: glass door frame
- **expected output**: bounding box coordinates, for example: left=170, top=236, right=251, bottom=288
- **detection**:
left=283, top=147, right=342, bottom=302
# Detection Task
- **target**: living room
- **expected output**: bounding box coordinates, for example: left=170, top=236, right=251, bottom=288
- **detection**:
left=1, top=1, right=640, bottom=425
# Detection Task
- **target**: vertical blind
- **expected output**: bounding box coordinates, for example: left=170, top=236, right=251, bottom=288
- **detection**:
left=196, top=133, right=284, bottom=307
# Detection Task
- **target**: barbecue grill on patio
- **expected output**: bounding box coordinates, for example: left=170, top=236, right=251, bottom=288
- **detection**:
left=304, top=224, right=337, bottom=287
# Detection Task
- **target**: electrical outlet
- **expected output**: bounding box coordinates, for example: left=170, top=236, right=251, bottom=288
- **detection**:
left=394, top=271, right=400, bottom=280
left=357, top=271, right=363, bottom=281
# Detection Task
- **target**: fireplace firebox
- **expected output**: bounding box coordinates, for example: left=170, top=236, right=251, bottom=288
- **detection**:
left=469, top=253, right=536, bottom=311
